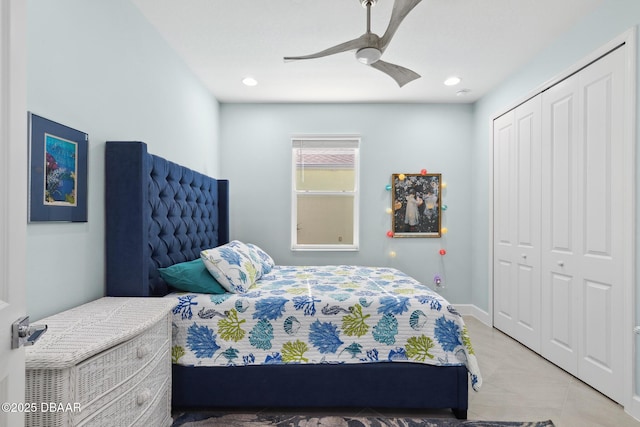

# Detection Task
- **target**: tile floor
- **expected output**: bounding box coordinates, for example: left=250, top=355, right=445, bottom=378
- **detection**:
left=461, top=316, right=640, bottom=426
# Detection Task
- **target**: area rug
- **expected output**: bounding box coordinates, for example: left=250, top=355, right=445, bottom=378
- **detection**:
left=171, top=412, right=555, bottom=427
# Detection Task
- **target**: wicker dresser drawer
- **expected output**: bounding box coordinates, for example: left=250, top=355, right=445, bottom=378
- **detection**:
left=77, top=348, right=171, bottom=426
left=25, top=297, right=175, bottom=427
left=75, top=319, right=169, bottom=406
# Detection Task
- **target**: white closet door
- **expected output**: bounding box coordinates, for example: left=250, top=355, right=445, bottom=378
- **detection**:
left=541, top=46, right=625, bottom=402
left=493, top=110, right=516, bottom=337
left=512, top=97, right=542, bottom=352
left=541, top=73, right=581, bottom=376
left=574, top=46, right=625, bottom=403
left=493, top=96, right=542, bottom=351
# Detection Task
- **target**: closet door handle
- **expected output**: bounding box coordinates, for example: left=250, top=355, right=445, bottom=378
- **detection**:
left=521, top=253, right=527, bottom=259
left=557, top=260, right=565, bottom=267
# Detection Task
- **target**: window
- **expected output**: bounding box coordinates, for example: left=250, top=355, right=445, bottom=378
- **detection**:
left=291, top=136, right=360, bottom=251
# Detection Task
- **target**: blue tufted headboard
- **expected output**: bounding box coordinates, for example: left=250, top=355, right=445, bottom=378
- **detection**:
left=105, top=141, right=229, bottom=297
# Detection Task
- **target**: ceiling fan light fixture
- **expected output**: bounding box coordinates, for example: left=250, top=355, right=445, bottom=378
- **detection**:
left=355, top=47, right=382, bottom=65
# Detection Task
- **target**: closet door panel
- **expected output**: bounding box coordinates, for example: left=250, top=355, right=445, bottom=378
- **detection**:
left=541, top=75, right=580, bottom=375
left=575, top=46, right=625, bottom=403
left=493, top=111, right=516, bottom=335
left=549, top=273, right=576, bottom=347
left=516, top=264, right=535, bottom=334
left=494, top=259, right=514, bottom=333
left=513, top=98, right=541, bottom=351
left=548, top=90, right=575, bottom=253
left=582, top=72, right=613, bottom=258
left=494, top=112, right=515, bottom=248
left=492, top=97, right=541, bottom=351
left=516, top=109, right=535, bottom=247
left=583, top=279, right=613, bottom=368
left=545, top=272, right=578, bottom=374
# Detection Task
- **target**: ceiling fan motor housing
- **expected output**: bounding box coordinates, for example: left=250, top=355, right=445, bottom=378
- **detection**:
left=356, top=47, right=382, bottom=64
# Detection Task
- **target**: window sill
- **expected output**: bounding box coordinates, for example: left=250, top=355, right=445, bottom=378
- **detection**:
left=291, top=245, right=359, bottom=252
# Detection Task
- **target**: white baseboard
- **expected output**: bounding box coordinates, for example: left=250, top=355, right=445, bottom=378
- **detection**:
left=454, top=304, right=491, bottom=326
left=627, top=394, right=640, bottom=422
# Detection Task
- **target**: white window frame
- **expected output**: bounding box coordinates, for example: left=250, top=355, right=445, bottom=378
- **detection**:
left=291, top=135, right=360, bottom=251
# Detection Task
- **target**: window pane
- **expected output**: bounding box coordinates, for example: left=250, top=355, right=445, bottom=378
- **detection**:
left=291, top=137, right=359, bottom=251
left=296, top=194, right=354, bottom=245
left=294, top=148, right=355, bottom=191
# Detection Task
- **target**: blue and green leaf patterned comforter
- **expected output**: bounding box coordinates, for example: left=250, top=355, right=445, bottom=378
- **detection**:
left=168, top=265, right=482, bottom=391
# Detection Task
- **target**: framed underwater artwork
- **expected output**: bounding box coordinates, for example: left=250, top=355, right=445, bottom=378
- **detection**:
left=391, top=173, right=441, bottom=237
left=28, top=113, right=88, bottom=222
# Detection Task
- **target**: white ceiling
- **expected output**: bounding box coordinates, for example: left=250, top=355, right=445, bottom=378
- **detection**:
left=132, top=0, right=603, bottom=103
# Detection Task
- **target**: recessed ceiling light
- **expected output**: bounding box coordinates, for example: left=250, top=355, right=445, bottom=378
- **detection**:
left=242, top=77, right=258, bottom=87
left=444, top=76, right=461, bottom=86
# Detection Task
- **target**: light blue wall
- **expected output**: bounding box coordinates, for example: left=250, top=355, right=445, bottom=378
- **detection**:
left=220, top=103, right=474, bottom=304
left=27, top=0, right=221, bottom=321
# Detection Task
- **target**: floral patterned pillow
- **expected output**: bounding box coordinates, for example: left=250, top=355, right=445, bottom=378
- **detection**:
left=201, top=241, right=260, bottom=293
left=246, top=243, right=275, bottom=275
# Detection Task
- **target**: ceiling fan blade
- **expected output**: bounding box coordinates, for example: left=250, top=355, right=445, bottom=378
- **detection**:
left=380, top=0, right=423, bottom=52
left=369, top=60, right=420, bottom=87
left=284, top=36, right=368, bottom=61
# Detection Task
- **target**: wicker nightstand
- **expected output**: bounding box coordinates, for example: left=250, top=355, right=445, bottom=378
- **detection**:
left=25, top=297, right=175, bottom=427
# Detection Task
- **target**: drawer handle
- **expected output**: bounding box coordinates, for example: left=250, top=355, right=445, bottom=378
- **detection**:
left=136, top=345, right=149, bottom=359
left=136, top=388, right=152, bottom=406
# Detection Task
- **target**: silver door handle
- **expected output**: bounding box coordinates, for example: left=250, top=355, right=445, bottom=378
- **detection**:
left=11, top=316, right=47, bottom=349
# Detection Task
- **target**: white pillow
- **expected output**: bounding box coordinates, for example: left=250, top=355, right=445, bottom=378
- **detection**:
left=246, top=243, right=275, bottom=275
left=201, top=240, right=260, bottom=293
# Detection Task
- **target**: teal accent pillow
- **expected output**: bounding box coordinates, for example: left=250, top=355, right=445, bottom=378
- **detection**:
left=158, top=259, right=226, bottom=294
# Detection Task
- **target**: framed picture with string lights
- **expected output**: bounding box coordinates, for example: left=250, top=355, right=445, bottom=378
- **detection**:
left=391, top=173, right=441, bottom=237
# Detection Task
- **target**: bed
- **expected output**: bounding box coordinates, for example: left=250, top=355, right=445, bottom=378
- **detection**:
left=105, top=141, right=481, bottom=419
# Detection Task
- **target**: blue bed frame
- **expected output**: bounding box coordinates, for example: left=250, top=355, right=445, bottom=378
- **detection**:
left=105, top=141, right=468, bottom=419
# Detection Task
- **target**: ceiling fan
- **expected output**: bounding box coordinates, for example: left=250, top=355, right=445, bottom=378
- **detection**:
left=284, top=0, right=423, bottom=87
